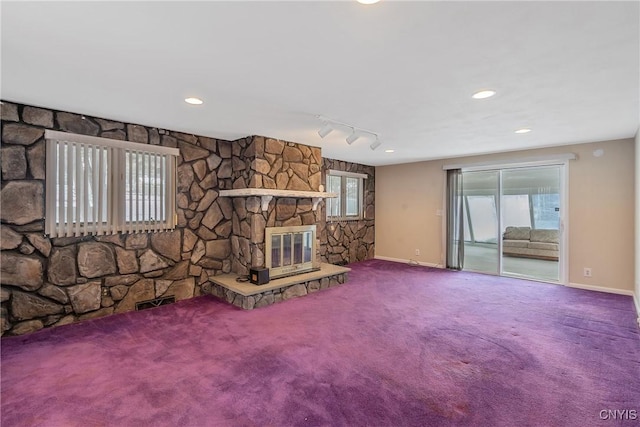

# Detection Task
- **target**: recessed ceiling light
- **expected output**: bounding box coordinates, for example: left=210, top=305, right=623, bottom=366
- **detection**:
left=472, top=90, right=496, bottom=99
left=357, top=0, right=380, bottom=4
left=515, top=128, right=532, bottom=134
left=385, top=149, right=395, bottom=153
left=184, top=97, right=204, bottom=105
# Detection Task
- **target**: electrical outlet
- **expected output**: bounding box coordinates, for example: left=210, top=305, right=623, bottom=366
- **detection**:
left=415, top=249, right=420, bottom=256
left=583, top=268, right=592, bottom=277
left=102, top=288, right=109, bottom=297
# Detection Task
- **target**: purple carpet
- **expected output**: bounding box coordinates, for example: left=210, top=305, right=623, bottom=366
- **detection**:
left=2, top=260, right=639, bottom=426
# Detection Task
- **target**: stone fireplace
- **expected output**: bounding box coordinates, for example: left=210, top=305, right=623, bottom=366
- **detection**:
left=265, top=224, right=318, bottom=279
left=218, top=136, right=329, bottom=277
left=207, top=137, right=352, bottom=310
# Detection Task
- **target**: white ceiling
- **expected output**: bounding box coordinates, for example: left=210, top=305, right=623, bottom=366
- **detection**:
left=2, top=1, right=638, bottom=166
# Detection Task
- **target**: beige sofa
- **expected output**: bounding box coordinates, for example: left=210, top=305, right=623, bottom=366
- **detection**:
left=502, top=226, right=559, bottom=261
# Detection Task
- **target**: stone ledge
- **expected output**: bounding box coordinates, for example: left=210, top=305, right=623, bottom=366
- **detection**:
left=207, top=263, right=350, bottom=310
left=209, top=263, right=350, bottom=296
left=219, top=188, right=337, bottom=211
left=219, top=188, right=337, bottom=199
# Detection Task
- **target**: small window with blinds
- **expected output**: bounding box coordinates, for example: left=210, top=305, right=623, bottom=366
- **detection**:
left=325, top=169, right=366, bottom=221
left=44, top=130, right=179, bottom=237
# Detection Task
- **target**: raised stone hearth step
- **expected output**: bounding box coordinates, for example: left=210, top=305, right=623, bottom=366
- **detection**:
left=207, top=263, right=350, bottom=310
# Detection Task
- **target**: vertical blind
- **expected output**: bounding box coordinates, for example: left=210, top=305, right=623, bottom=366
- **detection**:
left=45, top=130, right=179, bottom=237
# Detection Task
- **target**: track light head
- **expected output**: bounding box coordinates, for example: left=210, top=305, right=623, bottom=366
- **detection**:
left=346, top=130, right=360, bottom=145
left=318, top=123, right=334, bottom=138
left=317, top=116, right=380, bottom=149
left=370, top=137, right=382, bottom=151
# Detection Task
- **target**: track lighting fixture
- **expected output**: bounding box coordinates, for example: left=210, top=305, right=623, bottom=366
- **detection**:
left=316, top=115, right=382, bottom=151
left=318, top=122, right=334, bottom=138
left=346, top=130, right=360, bottom=145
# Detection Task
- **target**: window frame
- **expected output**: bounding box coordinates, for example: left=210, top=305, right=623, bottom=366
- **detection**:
left=44, top=130, right=179, bottom=237
left=325, top=169, right=367, bottom=221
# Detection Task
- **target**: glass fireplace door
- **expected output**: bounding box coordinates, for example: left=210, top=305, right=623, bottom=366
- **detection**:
left=265, top=225, right=317, bottom=279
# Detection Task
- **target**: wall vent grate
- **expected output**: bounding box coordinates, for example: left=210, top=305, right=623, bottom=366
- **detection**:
left=135, top=296, right=176, bottom=311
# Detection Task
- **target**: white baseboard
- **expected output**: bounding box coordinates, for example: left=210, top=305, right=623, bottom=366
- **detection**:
left=634, top=293, right=640, bottom=319
left=567, top=282, right=635, bottom=297
left=374, top=255, right=444, bottom=269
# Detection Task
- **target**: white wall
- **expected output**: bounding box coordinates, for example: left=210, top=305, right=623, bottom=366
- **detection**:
left=376, top=139, right=635, bottom=294
left=635, top=129, right=640, bottom=315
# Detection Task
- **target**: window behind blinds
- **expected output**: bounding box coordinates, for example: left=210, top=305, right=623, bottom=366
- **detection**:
left=45, top=130, right=179, bottom=237
left=325, top=169, right=366, bottom=221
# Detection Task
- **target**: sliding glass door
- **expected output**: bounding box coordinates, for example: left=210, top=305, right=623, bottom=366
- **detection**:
left=462, top=165, right=563, bottom=283
left=462, top=171, right=500, bottom=275
left=501, top=167, right=560, bottom=281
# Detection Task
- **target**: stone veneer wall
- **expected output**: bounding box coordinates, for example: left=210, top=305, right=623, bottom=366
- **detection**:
left=227, top=136, right=325, bottom=275
left=0, top=102, right=376, bottom=336
left=0, top=101, right=235, bottom=336
left=319, top=159, right=375, bottom=265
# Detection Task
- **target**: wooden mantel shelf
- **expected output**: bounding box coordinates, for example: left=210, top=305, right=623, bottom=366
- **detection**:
left=219, top=188, right=337, bottom=211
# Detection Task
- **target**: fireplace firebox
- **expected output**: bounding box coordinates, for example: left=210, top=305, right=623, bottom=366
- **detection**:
left=265, top=225, right=319, bottom=279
